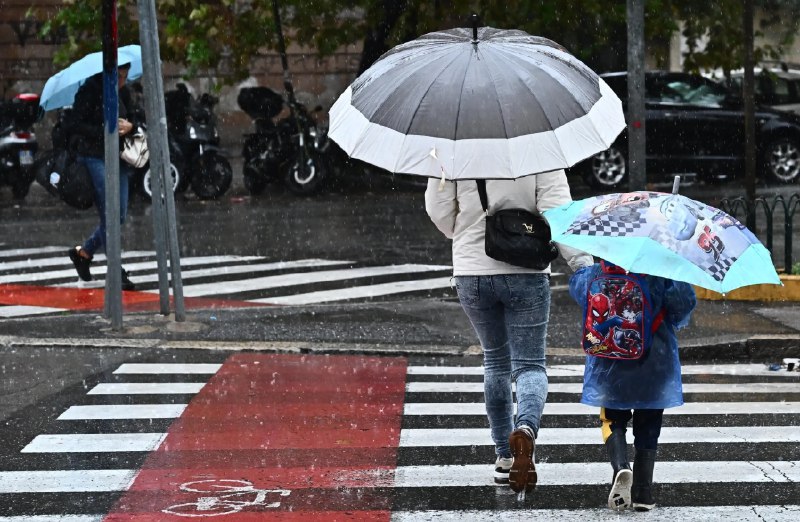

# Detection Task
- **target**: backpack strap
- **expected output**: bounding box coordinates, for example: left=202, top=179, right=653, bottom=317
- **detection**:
left=651, top=308, right=665, bottom=333
left=476, top=180, right=489, bottom=213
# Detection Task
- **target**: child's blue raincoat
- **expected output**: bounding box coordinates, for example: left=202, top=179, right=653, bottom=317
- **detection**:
left=569, top=263, right=697, bottom=409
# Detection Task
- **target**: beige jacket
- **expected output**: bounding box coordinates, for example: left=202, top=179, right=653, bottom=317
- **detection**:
left=425, top=170, right=593, bottom=275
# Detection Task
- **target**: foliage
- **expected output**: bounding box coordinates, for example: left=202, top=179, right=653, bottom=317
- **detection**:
left=792, top=261, right=800, bottom=275
left=30, top=0, right=800, bottom=84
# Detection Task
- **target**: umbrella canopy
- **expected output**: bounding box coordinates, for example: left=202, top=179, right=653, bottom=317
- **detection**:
left=543, top=191, right=781, bottom=294
left=40, top=45, right=143, bottom=111
left=328, top=26, right=625, bottom=180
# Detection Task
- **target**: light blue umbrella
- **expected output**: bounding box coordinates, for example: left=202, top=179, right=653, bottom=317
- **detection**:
left=544, top=190, right=781, bottom=294
left=39, top=45, right=143, bottom=111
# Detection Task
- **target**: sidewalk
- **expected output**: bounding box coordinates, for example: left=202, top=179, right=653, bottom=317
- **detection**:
left=1, top=291, right=799, bottom=365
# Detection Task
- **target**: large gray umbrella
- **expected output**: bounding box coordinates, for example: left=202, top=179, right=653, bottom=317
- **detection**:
left=329, top=26, right=625, bottom=180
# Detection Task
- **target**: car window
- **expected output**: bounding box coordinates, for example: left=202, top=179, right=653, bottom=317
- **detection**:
left=646, top=78, right=727, bottom=107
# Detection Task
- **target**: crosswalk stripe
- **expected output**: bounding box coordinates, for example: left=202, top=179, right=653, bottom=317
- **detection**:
left=399, top=426, right=800, bottom=446
left=407, top=363, right=800, bottom=377
left=404, top=401, right=800, bottom=416
left=0, top=254, right=264, bottom=284
left=0, top=250, right=154, bottom=273
left=392, top=506, right=800, bottom=521
left=0, top=305, right=67, bottom=317
left=0, top=246, right=69, bottom=258
left=21, top=433, right=167, bottom=453
left=406, top=381, right=800, bottom=393
left=0, top=470, right=137, bottom=493
left=114, top=363, right=222, bottom=374
left=0, top=515, right=104, bottom=522
left=87, top=382, right=206, bottom=395
left=171, top=263, right=452, bottom=298
left=393, top=460, right=800, bottom=486
left=261, top=277, right=453, bottom=305
left=57, top=404, right=187, bottom=420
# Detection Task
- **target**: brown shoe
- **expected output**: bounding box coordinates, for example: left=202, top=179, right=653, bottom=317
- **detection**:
left=508, top=425, right=537, bottom=492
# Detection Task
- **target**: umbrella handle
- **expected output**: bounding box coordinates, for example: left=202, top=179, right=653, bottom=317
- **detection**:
left=672, top=175, right=680, bottom=195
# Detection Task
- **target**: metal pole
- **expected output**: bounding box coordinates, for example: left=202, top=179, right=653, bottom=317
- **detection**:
left=627, top=0, right=646, bottom=191
left=137, top=0, right=185, bottom=320
left=743, top=0, right=757, bottom=230
left=102, top=0, right=122, bottom=329
left=271, top=0, right=296, bottom=107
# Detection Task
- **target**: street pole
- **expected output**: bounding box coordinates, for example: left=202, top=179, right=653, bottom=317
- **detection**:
left=137, top=0, right=185, bottom=321
left=743, top=0, right=757, bottom=230
left=627, top=0, right=646, bottom=191
left=102, top=0, right=122, bottom=329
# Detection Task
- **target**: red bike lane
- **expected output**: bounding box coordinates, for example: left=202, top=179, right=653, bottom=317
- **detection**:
left=104, top=353, right=408, bottom=521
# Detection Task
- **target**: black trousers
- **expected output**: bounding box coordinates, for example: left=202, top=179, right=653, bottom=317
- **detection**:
left=601, top=407, right=664, bottom=450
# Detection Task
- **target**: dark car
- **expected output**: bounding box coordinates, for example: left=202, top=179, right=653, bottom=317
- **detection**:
left=574, top=71, right=800, bottom=188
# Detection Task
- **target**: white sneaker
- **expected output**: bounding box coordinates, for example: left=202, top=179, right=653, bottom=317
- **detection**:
left=494, top=456, right=513, bottom=484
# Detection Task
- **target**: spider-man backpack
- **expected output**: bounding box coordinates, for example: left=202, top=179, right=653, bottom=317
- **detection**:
left=582, top=261, right=665, bottom=360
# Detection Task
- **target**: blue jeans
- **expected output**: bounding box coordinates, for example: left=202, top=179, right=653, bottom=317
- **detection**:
left=79, top=155, right=130, bottom=257
left=455, top=274, right=551, bottom=458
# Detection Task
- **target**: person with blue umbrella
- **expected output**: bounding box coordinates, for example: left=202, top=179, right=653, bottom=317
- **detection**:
left=61, top=63, right=141, bottom=290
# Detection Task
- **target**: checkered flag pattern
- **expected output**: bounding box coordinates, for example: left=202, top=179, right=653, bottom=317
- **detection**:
left=567, top=215, right=644, bottom=237
left=702, top=254, right=738, bottom=282
left=649, top=226, right=684, bottom=253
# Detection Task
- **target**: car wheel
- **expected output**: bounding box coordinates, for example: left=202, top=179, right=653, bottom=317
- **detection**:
left=762, top=137, right=800, bottom=183
left=582, top=145, right=628, bottom=189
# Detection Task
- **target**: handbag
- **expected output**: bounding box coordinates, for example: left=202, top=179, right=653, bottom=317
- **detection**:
left=121, top=126, right=149, bottom=168
left=477, top=180, right=559, bottom=270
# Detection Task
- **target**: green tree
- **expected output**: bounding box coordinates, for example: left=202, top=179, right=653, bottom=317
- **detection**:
left=34, top=0, right=799, bottom=83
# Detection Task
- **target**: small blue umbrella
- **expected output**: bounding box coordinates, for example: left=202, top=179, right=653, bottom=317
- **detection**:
left=544, top=190, right=781, bottom=294
left=39, top=45, right=143, bottom=111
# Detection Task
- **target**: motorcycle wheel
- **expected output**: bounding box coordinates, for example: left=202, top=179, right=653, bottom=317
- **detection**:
left=142, top=162, right=181, bottom=200
left=242, top=160, right=276, bottom=196
left=11, top=177, right=32, bottom=200
left=284, top=151, right=328, bottom=195
left=191, top=153, right=233, bottom=200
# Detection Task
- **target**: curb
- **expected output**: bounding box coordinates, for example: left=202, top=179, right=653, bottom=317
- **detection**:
left=693, top=274, right=800, bottom=302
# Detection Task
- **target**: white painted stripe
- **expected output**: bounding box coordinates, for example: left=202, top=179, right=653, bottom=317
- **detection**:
left=407, top=363, right=800, bottom=377
left=0, top=254, right=265, bottom=284
left=406, top=381, right=800, bottom=393
left=403, top=401, right=800, bottom=416
left=393, top=461, right=800, bottom=487
left=399, top=426, right=800, bottom=447
left=114, top=363, right=222, bottom=374
left=176, top=263, right=451, bottom=298
left=22, top=433, right=166, bottom=453
left=58, top=404, right=187, bottom=420
left=0, top=246, right=68, bottom=258
left=99, top=258, right=351, bottom=287
left=263, top=277, right=453, bottom=305
left=0, top=250, right=154, bottom=272
left=392, top=505, right=800, bottom=522
left=87, top=382, right=206, bottom=395
left=0, top=305, right=67, bottom=318
left=0, top=470, right=137, bottom=493
left=0, top=515, right=105, bottom=522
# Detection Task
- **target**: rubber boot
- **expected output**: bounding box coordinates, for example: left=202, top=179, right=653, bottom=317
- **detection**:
left=632, top=448, right=657, bottom=511
left=605, top=430, right=632, bottom=510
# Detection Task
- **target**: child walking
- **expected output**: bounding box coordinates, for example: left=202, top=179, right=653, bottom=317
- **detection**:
left=569, top=260, right=696, bottom=511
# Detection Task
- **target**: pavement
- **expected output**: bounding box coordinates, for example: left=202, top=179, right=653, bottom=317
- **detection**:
left=1, top=283, right=799, bottom=365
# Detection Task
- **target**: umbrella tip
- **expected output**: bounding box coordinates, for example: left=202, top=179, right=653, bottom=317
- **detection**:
left=672, top=175, right=680, bottom=195
left=469, top=12, right=480, bottom=42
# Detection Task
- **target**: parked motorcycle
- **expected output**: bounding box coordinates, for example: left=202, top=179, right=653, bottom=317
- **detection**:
left=0, top=93, right=39, bottom=200
left=238, top=86, right=330, bottom=196
left=164, top=84, right=232, bottom=200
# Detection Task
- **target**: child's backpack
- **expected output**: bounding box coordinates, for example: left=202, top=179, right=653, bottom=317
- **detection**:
left=582, top=261, right=665, bottom=360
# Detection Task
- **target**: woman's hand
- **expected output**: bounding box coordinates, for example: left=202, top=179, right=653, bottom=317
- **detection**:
left=118, top=118, right=134, bottom=136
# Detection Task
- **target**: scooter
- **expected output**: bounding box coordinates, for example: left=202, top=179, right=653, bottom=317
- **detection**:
left=238, top=86, right=330, bottom=196
left=0, top=93, right=39, bottom=200
left=164, top=84, right=232, bottom=200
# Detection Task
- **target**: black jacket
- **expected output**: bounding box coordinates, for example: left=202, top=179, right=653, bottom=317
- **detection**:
left=68, top=74, right=140, bottom=158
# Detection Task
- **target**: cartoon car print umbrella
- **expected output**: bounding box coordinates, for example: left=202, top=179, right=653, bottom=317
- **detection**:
left=543, top=189, right=781, bottom=294
left=328, top=22, right=625, bottom=180
left=40, top=45, right=143, bottom=111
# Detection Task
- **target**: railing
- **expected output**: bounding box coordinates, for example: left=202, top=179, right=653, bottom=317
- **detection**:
left=719, top=194, right=800, bottom=273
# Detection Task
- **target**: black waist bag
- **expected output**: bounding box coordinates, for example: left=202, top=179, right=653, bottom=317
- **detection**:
left=478, top=180, right=559, bottom=270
